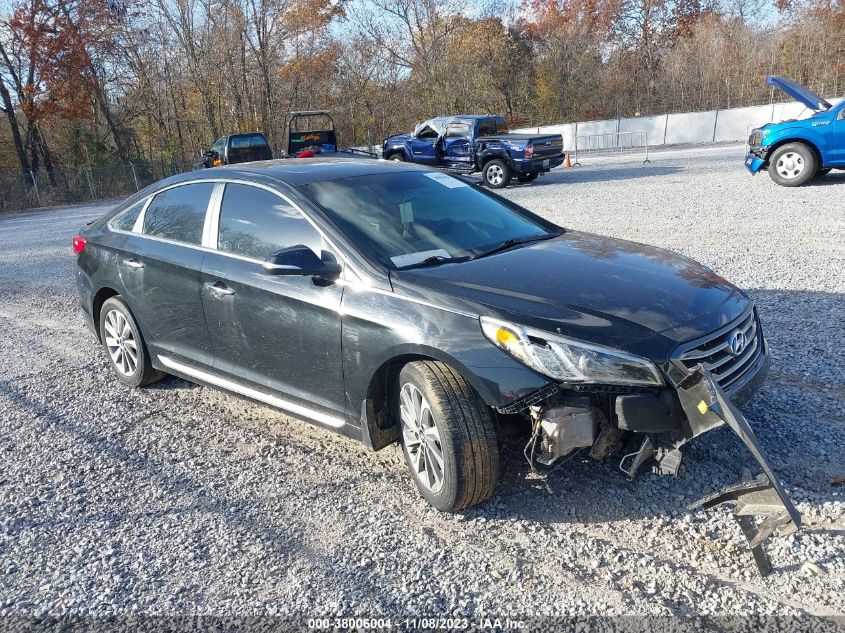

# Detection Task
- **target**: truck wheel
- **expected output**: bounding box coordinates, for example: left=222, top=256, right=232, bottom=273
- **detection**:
left=768, top=143, right=817, bottom=187
left=387, top=152, right=405, bottom=162
left=517, top=172, right=538, bottom=183
left=396, top=361, right=499, bottom=512
left=483, top=159, right=511, bottom=188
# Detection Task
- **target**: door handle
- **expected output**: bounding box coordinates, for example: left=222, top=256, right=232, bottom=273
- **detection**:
left=205, top=281, right=235, bottom=296
left=122, top=258, right=144, bottom=269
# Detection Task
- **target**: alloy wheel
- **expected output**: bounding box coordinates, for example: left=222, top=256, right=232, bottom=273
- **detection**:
left=486, top=164, right=504, bottom=186
left=400, top=382, right=445, bottom=492
left=104, top=309, right=138, bottom=376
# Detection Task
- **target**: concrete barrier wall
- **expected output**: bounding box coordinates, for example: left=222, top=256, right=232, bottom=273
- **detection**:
left=713, top=104, right=773, bottom=143
left=664, top=110, right=719, bottom=145
left=619, top=115, right=668, bottom=145
left=514, top=95, right=841, bottom=149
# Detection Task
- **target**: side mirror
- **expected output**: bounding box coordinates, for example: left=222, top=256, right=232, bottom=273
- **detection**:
left=262, top=245, right=342, bottom=280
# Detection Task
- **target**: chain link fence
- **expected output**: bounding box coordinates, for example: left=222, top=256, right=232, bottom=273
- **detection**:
left=0, top=159, right=195, bottom=215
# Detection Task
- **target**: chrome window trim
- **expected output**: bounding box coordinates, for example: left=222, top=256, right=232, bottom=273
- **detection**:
left=202, top=183, right=225, bottom=249
left=157, top=355, right=345, bottom=428
left=133, top=179, right=220, bottom=246
left=105, top=196, right=152, bottom=233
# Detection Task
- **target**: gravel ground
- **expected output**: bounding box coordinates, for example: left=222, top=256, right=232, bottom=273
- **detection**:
left=1, top=145, right=844, bottom=626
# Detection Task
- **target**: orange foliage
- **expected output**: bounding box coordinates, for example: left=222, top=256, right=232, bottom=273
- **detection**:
left=7, top=0, right=125, bottom=121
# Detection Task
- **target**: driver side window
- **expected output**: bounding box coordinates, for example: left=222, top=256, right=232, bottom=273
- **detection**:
left=416, top=125, right=439, bottom=140
left=217, top=183, right=323, bottom=260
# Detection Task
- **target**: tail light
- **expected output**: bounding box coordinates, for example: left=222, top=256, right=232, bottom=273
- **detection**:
left=72, top=235, right=87, bottom=255
left=525, top=145, right=534, bottom=159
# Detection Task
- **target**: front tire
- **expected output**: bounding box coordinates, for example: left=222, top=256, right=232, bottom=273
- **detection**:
left=99, top=296, right=165, bottom=388
left=482, top=159, right=511, bottom=188
left=397, top=361, right=499, bottom=512
left=768, top=143, right=817, bottom=187
left=387, top=152, right=405, bottom=162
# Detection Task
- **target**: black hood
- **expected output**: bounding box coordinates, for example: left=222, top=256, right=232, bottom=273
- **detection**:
left=392, top=231, right=749, bottom=351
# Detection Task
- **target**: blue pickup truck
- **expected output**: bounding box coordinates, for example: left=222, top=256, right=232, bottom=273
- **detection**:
left=382, top=115, right=564, bottom=188
left=746, top=76, right=844, bottom=186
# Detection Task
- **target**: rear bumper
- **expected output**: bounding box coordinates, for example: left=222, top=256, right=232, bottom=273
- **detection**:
left=514, top=155, right=564, bottom=173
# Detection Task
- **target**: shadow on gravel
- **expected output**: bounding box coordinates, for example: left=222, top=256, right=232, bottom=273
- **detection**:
left=522, top=165, right=684, bottom=187
left=805, top=171, right=845, bottom=186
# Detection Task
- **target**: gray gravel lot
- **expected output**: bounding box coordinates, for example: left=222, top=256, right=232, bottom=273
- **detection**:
left=0, top=145, right=844, bottom=623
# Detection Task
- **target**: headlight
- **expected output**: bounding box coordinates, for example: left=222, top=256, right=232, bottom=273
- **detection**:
left=480, top=317, right=664, bottom=387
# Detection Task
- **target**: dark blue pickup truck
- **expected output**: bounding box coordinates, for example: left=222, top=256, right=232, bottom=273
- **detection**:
left=382, top=115, right=564, bottom=188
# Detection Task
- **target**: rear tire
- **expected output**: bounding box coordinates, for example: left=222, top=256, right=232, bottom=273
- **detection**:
left=517, top=172, right=538, bottom=183
left=396, top=361, right=498, bottom=512
left=482, top=159, right=511, bottom=188
left=99, top=297, right=165, bottom=388
left=768, top=143, right=817, bottom=187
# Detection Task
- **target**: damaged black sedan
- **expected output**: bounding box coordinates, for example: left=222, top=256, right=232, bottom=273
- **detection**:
left=74, top=158, right=775, bottom=517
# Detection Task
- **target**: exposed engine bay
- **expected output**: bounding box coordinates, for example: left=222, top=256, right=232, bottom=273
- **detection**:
left=518, top=365, right=802, bottom=577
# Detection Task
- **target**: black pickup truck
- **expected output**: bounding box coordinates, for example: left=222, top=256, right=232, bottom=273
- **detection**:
left=196, top=132, right=273, bottom=169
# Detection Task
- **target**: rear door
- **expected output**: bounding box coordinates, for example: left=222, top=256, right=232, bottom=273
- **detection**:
left=120, top=181, right=217, bottom=368
left=200, top=182, right=345, bottom=423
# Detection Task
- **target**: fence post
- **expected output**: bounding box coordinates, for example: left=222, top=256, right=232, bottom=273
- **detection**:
left=28, top=170, right=41, bottom=207
left=129, top=162, right=139, bottom=191
left=712, top=109, right=720, bottom=143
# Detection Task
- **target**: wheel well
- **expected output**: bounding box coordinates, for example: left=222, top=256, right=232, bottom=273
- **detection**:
left=765, top=138, right=821, bottom=166
left=92, top=287, right=120, bottom=342
left=363, top=354, right=488, bottom=450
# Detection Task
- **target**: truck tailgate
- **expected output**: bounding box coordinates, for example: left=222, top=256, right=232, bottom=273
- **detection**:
left=479, top=133, right=563, bottom=158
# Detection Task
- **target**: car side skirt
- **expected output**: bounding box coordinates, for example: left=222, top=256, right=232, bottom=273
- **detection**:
left=156, top=354, right=347, bottom=430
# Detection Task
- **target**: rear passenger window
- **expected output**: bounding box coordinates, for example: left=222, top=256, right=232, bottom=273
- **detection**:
left=217, top=183, right=321, bottom=259
left=142, top=183, right=214, bottom=245
left=110, top=199, right=145, bottom=232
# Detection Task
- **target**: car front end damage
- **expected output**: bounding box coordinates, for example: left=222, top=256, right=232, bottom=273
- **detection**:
left=495, top=306, right=801, bottom=576
left=745, top=128, right=770, bottom=174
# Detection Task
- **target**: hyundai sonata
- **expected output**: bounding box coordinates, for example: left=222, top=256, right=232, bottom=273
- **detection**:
left=73, top=159, right=768, bottom=511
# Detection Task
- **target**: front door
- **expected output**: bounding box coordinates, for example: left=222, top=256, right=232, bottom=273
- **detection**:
left=407, top=124, right=440, bottom=164
left=120, top=182, right=216, bottom=368
left=200, top=182, right=345, bottom=422
left=443, top=122, right=474, bottom=170
left=829, top=106, right=845, bottom=165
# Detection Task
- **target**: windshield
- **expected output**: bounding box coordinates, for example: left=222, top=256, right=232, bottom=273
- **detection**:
left=301, top=171, right=558, bottom=269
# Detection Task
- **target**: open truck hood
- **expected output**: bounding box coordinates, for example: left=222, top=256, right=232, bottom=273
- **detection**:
left=767, top=75, right=832, bottom=112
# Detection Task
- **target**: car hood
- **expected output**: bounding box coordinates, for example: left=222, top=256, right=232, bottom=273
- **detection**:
left=392, top=232, right=746, bottom=350
left=767, top=75, right=832, bottom=112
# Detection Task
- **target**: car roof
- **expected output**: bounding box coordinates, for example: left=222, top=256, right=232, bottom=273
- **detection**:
left=154, top=158, right=432, bottom=189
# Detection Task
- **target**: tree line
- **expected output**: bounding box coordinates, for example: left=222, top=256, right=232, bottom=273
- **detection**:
left=0, top=0, right=842, bottom=176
